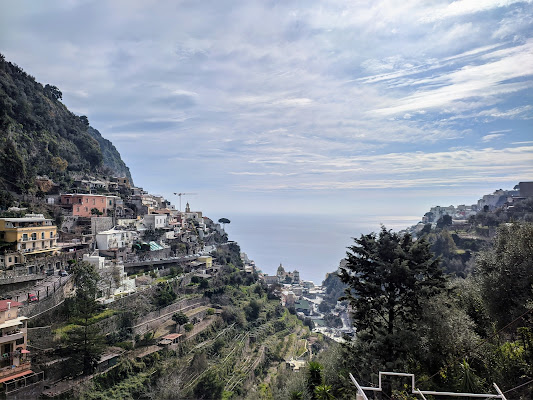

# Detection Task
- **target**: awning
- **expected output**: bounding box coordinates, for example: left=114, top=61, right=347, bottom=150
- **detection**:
left=21, top=350, right=30, bottom=354
left=0, top=370, right=33, bottom=384
left=0, top=318, right=27, bottom=329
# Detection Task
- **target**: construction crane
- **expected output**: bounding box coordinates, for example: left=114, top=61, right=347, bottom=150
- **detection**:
left=173, top=192, right=197, bottom=211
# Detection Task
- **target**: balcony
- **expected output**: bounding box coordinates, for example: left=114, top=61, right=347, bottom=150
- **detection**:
left=0, top=362, right=31, bottom=380
left=0, top=332, right=23, bottom=345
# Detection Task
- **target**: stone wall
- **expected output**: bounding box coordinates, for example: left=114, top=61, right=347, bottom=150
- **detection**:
left=91, top=216, right=113, bottom=234
left=23, top=277, right=74, bottom=318
left=133, top=296, right=207, bottom=336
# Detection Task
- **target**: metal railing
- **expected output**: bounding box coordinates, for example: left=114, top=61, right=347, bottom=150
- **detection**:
left=350, top=371, right=507, bottom=400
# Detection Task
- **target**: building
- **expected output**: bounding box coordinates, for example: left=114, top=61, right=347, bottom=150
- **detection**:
left=82, top=253, right=136, bottom=301
left=0, top=300, right=42, bottom=395
left=262, top=275, right=279, bottom=286
left=0, top=252, right=25, bottom=270
left=95, top=229, right=135, bottom=250
left=143, top=214, right=167, bottom=230
left=197, top=256, right=213, bottom=269
left=0, top=215, right=57, bottom=256
left=60, top=194, right=109, bottom=217
left=517, top=181, right=533, bottom=197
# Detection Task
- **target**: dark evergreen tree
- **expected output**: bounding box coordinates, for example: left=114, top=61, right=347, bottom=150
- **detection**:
left=339, top=226, right=446, bottom=386
left=65, top=261, right=105, bottom=376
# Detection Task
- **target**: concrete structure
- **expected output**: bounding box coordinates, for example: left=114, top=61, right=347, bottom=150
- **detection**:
left=143, top=214, right=167, bottom=230
left=262, top=275, right=279, bottom=285
left=517, top=181, right=533, bottom=197
left=95, top=229, right=135, bottom=250
left=197, top=256, right=213, bottom=269
left=83, top=253, right=136, bottom=301
left=0, top=215, right=57, bottom=257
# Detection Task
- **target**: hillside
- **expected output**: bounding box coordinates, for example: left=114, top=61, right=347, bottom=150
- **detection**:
left=87, top=126, right=133, bottom=184
left=0, top=53, right=131, bottom=202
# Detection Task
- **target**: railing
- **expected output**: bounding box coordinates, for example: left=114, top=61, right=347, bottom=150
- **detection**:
left=0, top=362, right=31, bottom=380
left=0, top=332, right=23, bottom=345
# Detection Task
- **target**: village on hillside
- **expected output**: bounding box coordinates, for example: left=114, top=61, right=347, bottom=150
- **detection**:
left=0, top=178, right=532, bottom=397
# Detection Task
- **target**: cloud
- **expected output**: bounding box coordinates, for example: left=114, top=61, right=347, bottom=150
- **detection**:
left=482, top=133, right=504, bottom=142
left=420, top=0, right=532, bottom=22
left=0, top=0, right=531, bottom=214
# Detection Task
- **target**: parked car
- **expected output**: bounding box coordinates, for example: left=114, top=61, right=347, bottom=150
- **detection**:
left=59, top=270, right=68, bottom=277
left=28, top=293, right=38, bottom=303
left=46, top=269, right=54, bottom=276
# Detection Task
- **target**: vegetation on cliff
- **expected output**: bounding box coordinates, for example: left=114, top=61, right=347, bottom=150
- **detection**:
left=0, top=53, right=131, bottom=202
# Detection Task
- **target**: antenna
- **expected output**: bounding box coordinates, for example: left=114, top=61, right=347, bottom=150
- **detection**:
left=173, top=193, right=197, bottom=211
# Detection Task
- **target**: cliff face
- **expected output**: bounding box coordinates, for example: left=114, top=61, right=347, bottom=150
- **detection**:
left=88, top=126, right=133, bottom=184
left=0, top=53, right=132, bottom=202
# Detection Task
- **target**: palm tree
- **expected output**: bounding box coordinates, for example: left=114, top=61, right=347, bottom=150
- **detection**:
left=315, top=384, right=336, bottom=400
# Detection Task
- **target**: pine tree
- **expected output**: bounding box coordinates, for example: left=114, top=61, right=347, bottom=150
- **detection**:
left=339, top=226, right=446, bottom=384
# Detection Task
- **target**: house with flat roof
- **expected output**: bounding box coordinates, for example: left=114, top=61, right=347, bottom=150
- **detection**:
left=0, top=300, right=43, bottom=395
left=0, top=215, right=58, bottom=257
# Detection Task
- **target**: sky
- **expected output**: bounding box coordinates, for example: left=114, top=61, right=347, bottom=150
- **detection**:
left=1, top=0, right=532, bottom=224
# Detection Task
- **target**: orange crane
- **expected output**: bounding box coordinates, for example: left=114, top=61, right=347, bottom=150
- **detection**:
left=173, top=192, right=197, bottom=211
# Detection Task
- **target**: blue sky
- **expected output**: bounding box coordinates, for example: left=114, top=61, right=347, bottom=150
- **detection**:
left=1, top=0, right=532, bottom=223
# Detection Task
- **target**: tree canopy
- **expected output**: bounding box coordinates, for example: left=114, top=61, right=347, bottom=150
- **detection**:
left=339, top=227, right=445, bottom=336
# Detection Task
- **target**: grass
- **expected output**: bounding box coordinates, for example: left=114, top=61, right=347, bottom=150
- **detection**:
left=54, top=309, right=118, bottom=339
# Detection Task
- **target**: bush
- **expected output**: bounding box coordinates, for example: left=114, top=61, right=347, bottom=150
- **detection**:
left=115, top=341, right=134, bottom=350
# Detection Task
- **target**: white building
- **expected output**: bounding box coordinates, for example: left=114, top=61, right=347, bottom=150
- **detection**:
left=95, top=229, right=135, bottom=250
left=83, top=253, right=136, bottom=301
left=143, top=214, right=167, bottom=230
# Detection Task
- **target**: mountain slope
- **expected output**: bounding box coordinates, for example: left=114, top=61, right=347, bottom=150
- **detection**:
left=0, top=53, right=132, bottom=199
left=88, top=126, right=133, bottom=184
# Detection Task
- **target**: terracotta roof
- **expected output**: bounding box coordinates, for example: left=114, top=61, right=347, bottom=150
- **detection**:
left=162, top=333, right=182, bottom=340
left=0, top=300, right=23, bottom=312
left=0, top=370, right=33, bottom=384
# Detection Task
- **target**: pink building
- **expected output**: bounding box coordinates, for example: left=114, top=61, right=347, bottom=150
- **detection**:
left=60, top=194, right=108, bottom=217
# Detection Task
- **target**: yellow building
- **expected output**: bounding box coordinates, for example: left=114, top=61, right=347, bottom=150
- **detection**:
left=197, top=256, right=213, bottom=269
left=0, top=214, right=58, bottom=256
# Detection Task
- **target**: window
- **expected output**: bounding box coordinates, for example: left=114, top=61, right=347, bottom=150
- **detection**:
left=22, top=233, right=28, bottom=241
left=8, top=257, right=12, bottom=263
left=41, top=232, right=45, bottom=239
left=77, top=207, right=80, bottom=212
left=85, top=207, right=88, bottom=212
left=78, top=198, right=82, bottom=204
left=92, top=199, right=95, bottom=205
left=85, top=198, right=88, bottom=203
left=31, top=233, right=37, bottom=241
left=16, top=338, right=24, bottom=345
left=50, top=232, right=53, bottom=238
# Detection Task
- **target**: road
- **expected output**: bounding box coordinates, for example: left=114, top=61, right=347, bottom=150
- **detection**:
left=3, top=273, right=70, bottom=304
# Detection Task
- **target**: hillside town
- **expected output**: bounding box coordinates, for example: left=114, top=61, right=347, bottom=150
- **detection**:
left=411, top=181, right=533, bottom=232
left=0, top=172, right=351, bottom=398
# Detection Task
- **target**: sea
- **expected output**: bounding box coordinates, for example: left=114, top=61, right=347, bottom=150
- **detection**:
left=222, top=213, right=420, bottom=285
